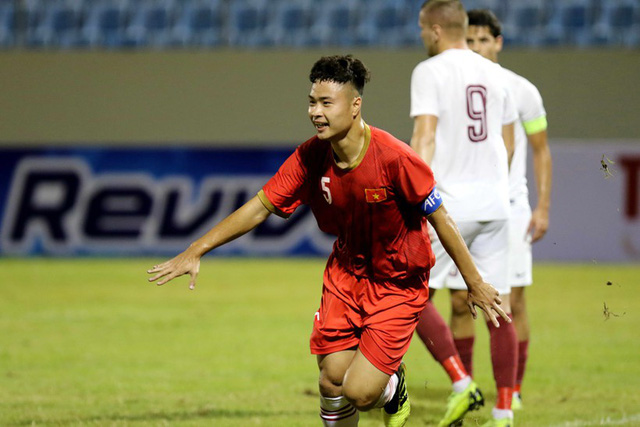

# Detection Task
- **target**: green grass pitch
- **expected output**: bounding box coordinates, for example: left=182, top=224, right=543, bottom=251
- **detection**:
left=1, top=258, right=639, bottom=426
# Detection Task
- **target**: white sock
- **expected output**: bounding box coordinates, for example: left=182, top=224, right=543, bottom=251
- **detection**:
left=452, top=375, right=472, bottom=393
left=374, top=373, right=399, bottom=408
left=492, top=407, right=514, bottom=420
left=320, top=395, right=359, bottom=426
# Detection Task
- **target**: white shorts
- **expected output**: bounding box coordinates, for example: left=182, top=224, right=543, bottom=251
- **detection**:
left=429, top=219, right=509, bottom=295
left=507, top=195, right=533, bottom=287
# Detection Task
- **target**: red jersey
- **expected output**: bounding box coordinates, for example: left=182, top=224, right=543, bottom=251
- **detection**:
left=259, top=124, right=436, bottom=282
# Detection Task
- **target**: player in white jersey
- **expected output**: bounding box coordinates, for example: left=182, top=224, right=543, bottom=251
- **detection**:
left=409, top=2, right=519, bottom=426
left=459, top=8, right=553, bottom=412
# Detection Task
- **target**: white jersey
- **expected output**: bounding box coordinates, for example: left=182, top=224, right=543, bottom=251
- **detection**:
left=410, top=49, right=518, bottom=222
left=498, top=66, right=547, bottom=200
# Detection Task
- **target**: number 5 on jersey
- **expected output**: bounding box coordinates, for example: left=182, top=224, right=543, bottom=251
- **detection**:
left=321, top=177, right=332, bottom=204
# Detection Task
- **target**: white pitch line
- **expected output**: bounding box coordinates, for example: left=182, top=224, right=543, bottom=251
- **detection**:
left=550, top=413, right=640, bottom=427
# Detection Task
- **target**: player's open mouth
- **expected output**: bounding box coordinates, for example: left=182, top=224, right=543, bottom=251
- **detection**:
left=314, top=122, right=328, bottom=131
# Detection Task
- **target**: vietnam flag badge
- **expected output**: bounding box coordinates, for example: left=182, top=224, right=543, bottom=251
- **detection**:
left=365, top=188, right=387, bottom=203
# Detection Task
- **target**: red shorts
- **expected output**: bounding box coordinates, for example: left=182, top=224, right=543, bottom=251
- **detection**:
left=310, top=255, right=430, bottom=375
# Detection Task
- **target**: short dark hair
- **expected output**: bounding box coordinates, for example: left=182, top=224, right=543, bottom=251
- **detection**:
left=309, top=55, right=371, bottom=96
left=467, top=9, right=502, bottom=38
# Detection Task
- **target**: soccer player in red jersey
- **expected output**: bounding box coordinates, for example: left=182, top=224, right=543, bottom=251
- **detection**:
left=148, top=55, right=509, bottom=427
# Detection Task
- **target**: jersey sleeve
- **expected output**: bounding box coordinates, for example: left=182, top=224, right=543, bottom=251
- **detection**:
left=259, top=148, right=308, bottom=218
left=394, top=153, right=436, bottom=205
left=517, top=78, right=547, bottom=135
left=410, top=62, right=440, bottom=118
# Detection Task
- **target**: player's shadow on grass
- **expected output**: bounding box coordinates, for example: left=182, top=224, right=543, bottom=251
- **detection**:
left=16, top=407, right=318, bottom=425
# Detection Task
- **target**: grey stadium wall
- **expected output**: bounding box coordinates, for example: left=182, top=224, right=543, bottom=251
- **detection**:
left=0, top=48, right=638, bottom=146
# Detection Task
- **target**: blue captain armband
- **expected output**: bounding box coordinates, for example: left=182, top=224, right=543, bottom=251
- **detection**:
left=420, top=187, right=443, bottom=216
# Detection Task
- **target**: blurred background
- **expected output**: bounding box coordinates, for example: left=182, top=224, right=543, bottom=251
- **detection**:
left=2, top=4, right=639, bottom=425
left=0, top=0, right=639, bottom=262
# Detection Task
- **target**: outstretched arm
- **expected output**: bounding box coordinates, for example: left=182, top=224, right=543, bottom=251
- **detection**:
left=427, top=205, right=510, bottom=327
left=147, top=195, right=271, bottom=289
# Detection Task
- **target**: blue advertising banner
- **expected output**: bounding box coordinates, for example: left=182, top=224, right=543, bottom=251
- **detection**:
left=0, top=147, right=335, bottom=257
left=2, top=142, right=639, bottom=261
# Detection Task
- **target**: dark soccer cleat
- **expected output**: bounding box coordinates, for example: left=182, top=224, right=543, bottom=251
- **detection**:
left=383, top=362, right=410, bottom=427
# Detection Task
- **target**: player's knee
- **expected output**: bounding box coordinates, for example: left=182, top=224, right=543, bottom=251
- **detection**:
left=451, top=291, right=470, bottom=317
left=342, top=382, right=378, bottom=411
left=510, top=288, right=526, bottom=315
left=318, top=371, right=344, bottom=397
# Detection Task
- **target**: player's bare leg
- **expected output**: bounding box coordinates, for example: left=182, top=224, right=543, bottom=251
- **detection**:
left=510, top=287, right=530, bottom=343
left=318, top=350, right=360, bottom=426
left=340, top=350, right=393, bottom=411
left=343, top=350, right=410, bottom=427
left=318, top=350, right=357, bottom=398
left=317, top=348, right=409, bottom=426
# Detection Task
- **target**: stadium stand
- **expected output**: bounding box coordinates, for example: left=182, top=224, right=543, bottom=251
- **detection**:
left=308, top=0, right=360, bottom=47
left=18, top=0, right=43, bottom=47
left=0, top=1, right=14, bottom=47
left=227, top=0, right=269, bottom=47
left=592, top=0, right=640, bottom=46
left=544, top=0, right=598, bottom=46
left=501, top=0, right=550, bottom=47
left=171, top=0, right=224, bottom=47
left=461, top=0, right=505, bottom=19
left=126, top=0, right=176, bottom=47
left=28, top=1, right=83, bottom=47
left=0, top=0, right=638, bottom=49
left=355, top=0, right=409, bottom=47
left=267, top=0, right=312, bottom=48
left=81, top=0, right=131, bottom=48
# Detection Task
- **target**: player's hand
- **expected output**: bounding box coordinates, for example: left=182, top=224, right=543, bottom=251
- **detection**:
left=528, top=207, right=549, bottom=243
left=466, top=281, right=510, bottom=327
left=147, top=246, right=201, bottom=290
